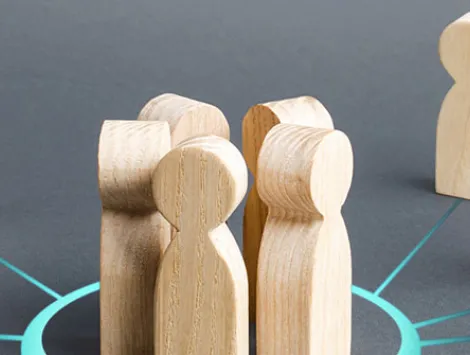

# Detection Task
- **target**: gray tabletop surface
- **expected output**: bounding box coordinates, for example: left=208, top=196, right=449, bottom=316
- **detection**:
left=1, top=0, right=470, bottom=354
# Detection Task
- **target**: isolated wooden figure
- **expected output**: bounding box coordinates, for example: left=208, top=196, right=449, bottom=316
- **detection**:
left=98, top=120, right=171, bottom=355
left=436, top=13, right=470, bottom=198
left=242, top=96, right=334, bottom=320
left=153, top=135, right=249, bottom=355
left=138, top=92, right=230, bottom=146
left=257, top=124, right=353, bottom=355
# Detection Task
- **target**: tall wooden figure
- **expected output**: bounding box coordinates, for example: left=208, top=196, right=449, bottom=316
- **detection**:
left=242, top=96, right=334, bottom=320
left=98, top=120, right=171, bottom=355
left=257, top=124, right=353, bottom=355
left=138, top=93, right=230, bottom=146
left=436, top=13, right=470, bottom=198
left=152, top=136, right=249, bottom=355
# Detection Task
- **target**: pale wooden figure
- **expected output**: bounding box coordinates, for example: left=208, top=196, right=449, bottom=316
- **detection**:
left=436, top=13, right=470, bottom=198
left=137, top=92, right=230, bottom=146
left=152, top=136, right=249, bottom=355
left=242, top=96, right=334, bottom=320
left=138, top=93, right=231, bottom=241
left=98, top=120, right=171, bottom=355
left=256, top=124, right=353, bottom=355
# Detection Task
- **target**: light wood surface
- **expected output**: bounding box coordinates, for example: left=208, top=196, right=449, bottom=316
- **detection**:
left=152, top=135, right=249, bottom=355
left=98, top=120, right=171, bottom=355
left=138, top=93, right=230, bottom=146
left=436, top=13, right=470, bottom=199
left=138, top=92, right=231, bottom=243
left=242, top=96, right=334, bottom=320
left=256, top=123, right=353, bottom=355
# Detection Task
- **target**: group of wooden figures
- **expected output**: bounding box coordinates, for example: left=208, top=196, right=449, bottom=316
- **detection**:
left=97, top=12, right=469, bottom=355
left=98, top=92, right=352, bottom=355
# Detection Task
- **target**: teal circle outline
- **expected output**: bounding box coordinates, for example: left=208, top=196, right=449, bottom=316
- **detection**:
left=21, top=282, right=100, bottom=355
left=352, top=285, right=421, bottom=354
left=20, top=283, right=420, bottom=354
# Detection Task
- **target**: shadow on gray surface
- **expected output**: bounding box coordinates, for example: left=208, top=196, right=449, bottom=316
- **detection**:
left=41, top=292, right=257, bottom=354
left=40, top=294, right=401, bottom=355
left=44, top=337, right=100, bottom=355
left=407, top=177, right=435, bottom=194
left=250, top=323, right=256, bottom=354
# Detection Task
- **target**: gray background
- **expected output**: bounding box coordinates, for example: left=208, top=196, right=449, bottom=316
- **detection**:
left=1, top=0, right=470, bottom=354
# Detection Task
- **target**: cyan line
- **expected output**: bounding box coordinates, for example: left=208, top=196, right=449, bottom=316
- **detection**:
left=415, top=308, right=470, bottom=329
left=421, top=336, right=470, bottom=347
left=0, top=257, right=62, bottom=300
left=0, top=334, right=23, bottom=342
left=22, top=282, right=100, bottom=355
left=352, top=286, right=421, bottom=354
left=374, top=199, right=462, bottom=296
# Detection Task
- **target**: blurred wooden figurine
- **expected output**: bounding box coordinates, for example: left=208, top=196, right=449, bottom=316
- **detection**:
left=436, top=13, right=470, bottom=198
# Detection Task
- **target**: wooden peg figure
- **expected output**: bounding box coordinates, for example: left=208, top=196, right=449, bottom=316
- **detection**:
left=242, top=96, right=334, bottom=320
left=138, top=92, right=230, bottom=146
left=152, top=136, right=249, bottom=355
left=138, top=93, right=231, bottom=241
left=256, top=124, right=353, bottom=355
left=98, top=120, right=171, bottom=355
left=436, top=13, right=470, bottom=198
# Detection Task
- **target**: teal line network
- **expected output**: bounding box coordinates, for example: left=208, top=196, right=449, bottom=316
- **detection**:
left=1, top=199, right=469, bottom=354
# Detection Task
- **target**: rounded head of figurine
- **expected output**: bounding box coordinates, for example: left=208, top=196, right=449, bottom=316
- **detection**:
left=242, top=97, right=334, bottom=173
left=257, top=124, right=353, bottom=217
left=439, top=13, right=470, bottom=82
left=98, top=120, right=171, bottom=212
left=152, top=135, right=247, bottom=231
left=138, top=93, right=230, bottom=147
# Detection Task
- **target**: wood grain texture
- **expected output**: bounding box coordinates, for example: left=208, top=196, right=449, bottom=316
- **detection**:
left=98, top=120, right=171, bottom=355
left=436, top=13, right=470, bottom=199
left=138, top=93, right=231, bottom=242
left=138, top=93, right=230, bottom=146
left=242, top=96, right=334, bottom=320
left=256, top=124, right=353, bottom=355
left=153, top=135, right=249, bottom=355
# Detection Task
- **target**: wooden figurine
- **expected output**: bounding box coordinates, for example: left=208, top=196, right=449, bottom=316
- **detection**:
left=137, top=92, right=230, bottom=146
left=138, top=93, right=231, bottom=242
left=152, top=135, right=249, bottom=355
left=98, top=120, right=171, bottom=355
left=256, top=124, right=353, bottom=355
left=436, top=13, right=470, bottom=198
left=242, top=96, right=334, bottom=320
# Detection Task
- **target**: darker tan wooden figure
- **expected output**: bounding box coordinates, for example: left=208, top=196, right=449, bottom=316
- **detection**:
left=242, top=96, right=334, bottom=320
